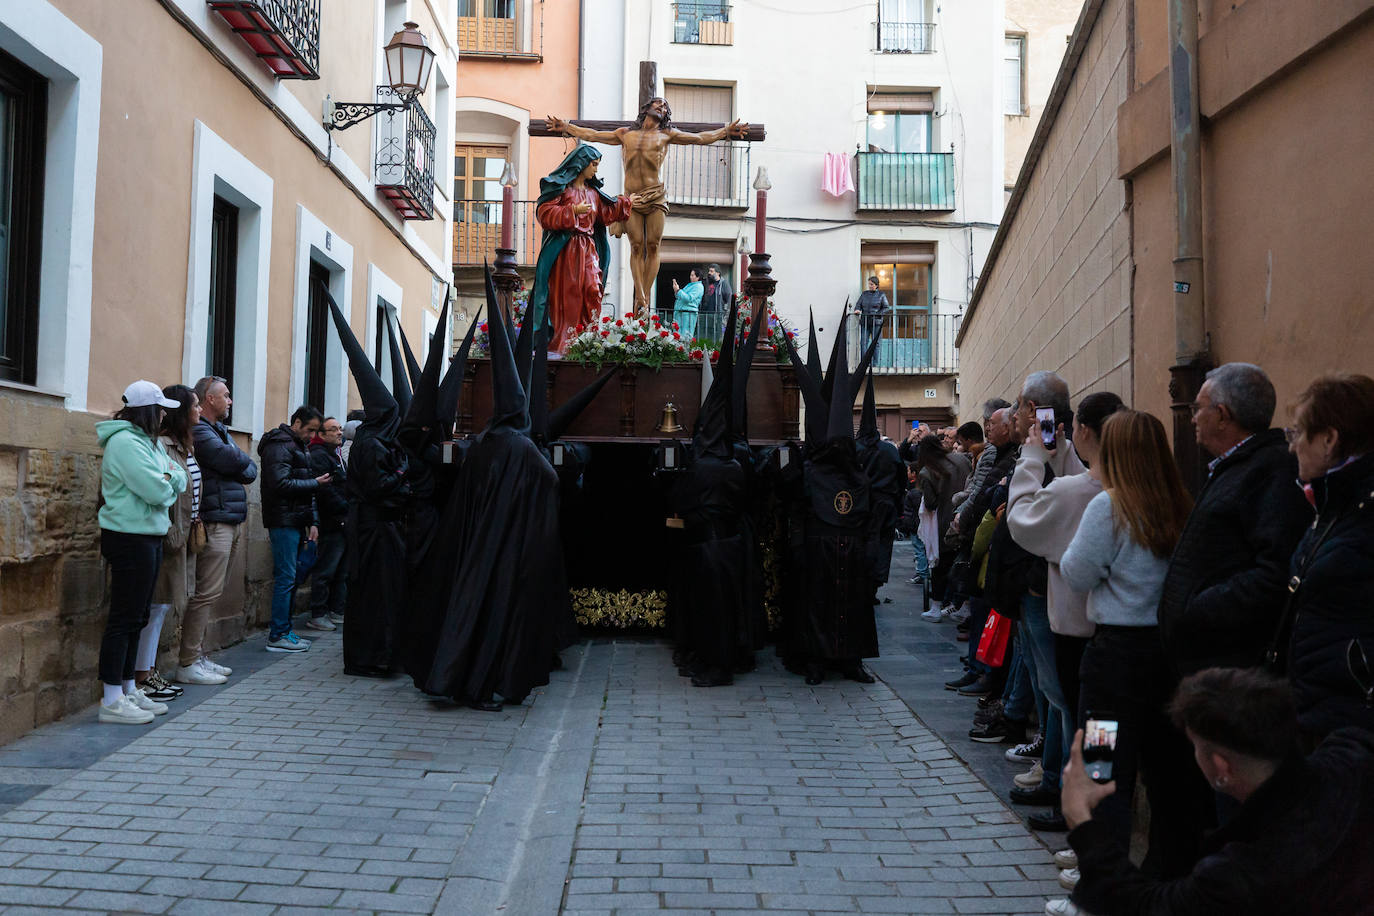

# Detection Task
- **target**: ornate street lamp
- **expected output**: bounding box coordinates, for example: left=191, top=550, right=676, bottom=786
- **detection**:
left=323, top=22, right=437, bottom=131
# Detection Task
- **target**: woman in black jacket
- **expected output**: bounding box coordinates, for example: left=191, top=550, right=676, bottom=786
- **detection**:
left=1280, top=374, right=1374, bottom=744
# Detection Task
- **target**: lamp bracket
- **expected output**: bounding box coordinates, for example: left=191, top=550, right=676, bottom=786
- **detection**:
left=325, top=97, right=411, bottom=132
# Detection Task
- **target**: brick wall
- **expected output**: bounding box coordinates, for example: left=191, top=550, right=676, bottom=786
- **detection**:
left=957, top=0, right=1133, bottom=418
left=0, top=391, right=272, bottom=745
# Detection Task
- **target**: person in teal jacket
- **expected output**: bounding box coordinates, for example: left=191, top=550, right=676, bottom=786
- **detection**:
left=95, top=381, right=187, bottom=726
left=672, top=267, right=705, bottom=340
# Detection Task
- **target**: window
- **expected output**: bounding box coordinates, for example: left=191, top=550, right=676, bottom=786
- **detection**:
left=866, top=112, right=930, bottom=153
left=1004, top=36, right=1025, bottom=115
left=859, top=243, right=936, bottom=370
left=455, top=144, right=508, bottom=224
left=457, top=0, right=518, bottom=53
left=672, top=3, right=733, bottom=45
left=875, top=0, right=933, bottom=53
left=0, top=49, right=46, bottom=385
left=304, top=260, right=330, bottom=411
left=206, top=195, right=238, bottom=395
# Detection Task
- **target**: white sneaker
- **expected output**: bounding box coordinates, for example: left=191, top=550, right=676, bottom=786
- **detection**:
left=948, top=605, right=972, bottom=625
left=304, top=616, right=336, bottom=632
left=1014, top=762, right=1044, bottom=788
left=1059, top=867, right=1080, bottom=890
left=1045, top=899, right=1085, bottom=916
left=1053, top=848, right=1078, bottom=869
left=127, top=689, right=168, bottom=716
left=202, top=657, right=232, bottom=676
left=175, top=658, right=228, bottom=686
left=920, top=605, right=946, bottom=622
left=98, top=695, right=154, bottom=725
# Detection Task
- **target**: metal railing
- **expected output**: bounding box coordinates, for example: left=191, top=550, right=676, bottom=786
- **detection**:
left=456, top=2, right=543, bottom=56
left=672, top=2, right=733, bottom=44
left=846, top=309, right=960, bottom=374
left=855, top=151, right=956, bottom=211
left=207, top=0, right=321, bottom=78
left=453, top=200, right=542, bottom=267
left=375, top=86, right=436, bottom=220
left=873, top=20, right=935, bottom=53
left=663, top=141, right=751, bottom=208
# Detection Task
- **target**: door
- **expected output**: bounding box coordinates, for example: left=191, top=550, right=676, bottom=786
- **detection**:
left=454, top=144, right=509, bottom=264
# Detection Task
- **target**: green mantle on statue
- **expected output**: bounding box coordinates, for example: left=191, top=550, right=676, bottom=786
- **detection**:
left=530, top=144, right=619, bottom=338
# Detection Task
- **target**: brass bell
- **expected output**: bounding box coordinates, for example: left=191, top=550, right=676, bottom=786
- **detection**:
left=656, top=400, right=684, bottom=433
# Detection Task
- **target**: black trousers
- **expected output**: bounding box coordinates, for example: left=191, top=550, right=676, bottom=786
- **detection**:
left=309, top=528, right=348, bottom=616
left=1054, top=633, right=1088, bottom=724
left=1078, top=625, right=1207, bottom=878
left=99, top=530, right=163, bottom=685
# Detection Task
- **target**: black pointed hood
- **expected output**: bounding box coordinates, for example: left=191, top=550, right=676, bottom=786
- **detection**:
left=693, top=303, right=737, bottom=460
left=400, top=295, right=450, bottom=451
left=805, top=307, right=822, bottom=392
left=483, top=263, right=528, bottom=435
left=732, top=299, right=766, bottom=439
left=857, top=370, right=879, bottom=448
left=399, top=325, right=423, bottom=391
left=318, top=279, right=400, bottom=440
left=513, top=299, right=536, bottom=411
left=825, top=304, right=855, bottom=442
left=385, top=317, right=413, bottom=415
left=820, top=299, right=849, bottom=406
left=435, top=306, right=481, bottom=439
left=849, top=329, right=882, bottom=404
left=782, top=324, right=827, bottom=446
left=529, top=325, right=550, bottom=443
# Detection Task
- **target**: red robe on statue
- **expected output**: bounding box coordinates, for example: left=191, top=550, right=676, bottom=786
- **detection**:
left=536, top=187, right=633, bottom=353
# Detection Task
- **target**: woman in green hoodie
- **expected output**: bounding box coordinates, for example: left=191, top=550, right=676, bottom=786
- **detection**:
left=95, top=381, right=188, bottom=725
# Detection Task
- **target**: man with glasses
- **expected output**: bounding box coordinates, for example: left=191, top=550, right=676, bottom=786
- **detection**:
left=177, top=376, right=258, bottom=686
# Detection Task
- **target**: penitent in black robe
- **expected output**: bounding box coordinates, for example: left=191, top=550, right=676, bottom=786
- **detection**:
left=675, top=453, right=748, bottom=682
left=857, top=438, right=905, bottom=592
left=342, top=420, right=412, bottom=674
left=415, top=428, right=572, bottom=705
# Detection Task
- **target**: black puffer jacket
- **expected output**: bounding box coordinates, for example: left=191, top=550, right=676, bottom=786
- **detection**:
left=257, top=425, right=319, bottom=530
left=308, top=440, right=349, bottom=530
left=192, top=418, right=257, bottom=524
left=1283, top=453, right=1374, bottom=741
left=1158, top=429, right=1313, bottom=675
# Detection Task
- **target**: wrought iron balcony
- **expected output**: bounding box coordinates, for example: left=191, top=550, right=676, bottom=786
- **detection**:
left=672, top=2, right=734, bottom=45
left=457, top=0, right=543, bottom=59
left=846, top=309, right=960, bottom=374
left=207, top=0, right=320, bottom=79
left=873, top=21, right=935, bottom=53
left=453, top=200, right=542, bottom=268
left=374, top=86, right=435, bottom=220
left=663, top=141, right=751, bottom=209
left=855, top=152, right=956, bottom=211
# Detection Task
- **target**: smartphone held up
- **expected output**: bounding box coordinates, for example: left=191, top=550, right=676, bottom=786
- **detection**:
left=1035, top=406, right=1057, bottom=450
left=1083, top=715, right=1118, bottom=783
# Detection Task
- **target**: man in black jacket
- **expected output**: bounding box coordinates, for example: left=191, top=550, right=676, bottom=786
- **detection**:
left=258, top=405, right=328, bottom=653
left=305, top=417, right=348, bottom=632
left=177, top=376, right=258, bottom=687
left=1063, top=667, right=1374, bottom=915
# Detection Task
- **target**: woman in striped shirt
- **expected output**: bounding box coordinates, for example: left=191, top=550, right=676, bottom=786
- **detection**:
left=137, top=384, right=204, bottom=701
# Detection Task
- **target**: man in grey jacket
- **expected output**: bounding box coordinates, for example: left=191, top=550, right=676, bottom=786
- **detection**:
left=176, top=376, right=258, bottom=686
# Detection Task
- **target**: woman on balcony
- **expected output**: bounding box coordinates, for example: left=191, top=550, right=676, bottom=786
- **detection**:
left=672, top=268, right=705, bottom=340
left=531, top=145, right=638, bottom=353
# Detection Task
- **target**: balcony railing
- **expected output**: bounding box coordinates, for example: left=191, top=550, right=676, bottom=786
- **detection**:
left=457, top=4, right=543, bottom=58
left=375, top=86, right=435, bottom=220
left=856, top=152, right=956, bottom=211
left=846, top=309, right=960, bottom=374
left=207, top=0, right=321, bottom=78
left=663, top=141, right=751, bottom=208
left=873, top=21, right=935, bottom=53
left=453, top=200, right=542, bottom=268
left=672, top=2, right=734, bottom=45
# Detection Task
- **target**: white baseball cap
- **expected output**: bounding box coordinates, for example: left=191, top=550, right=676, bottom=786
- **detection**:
left=122, top=380, right=181, bottom=409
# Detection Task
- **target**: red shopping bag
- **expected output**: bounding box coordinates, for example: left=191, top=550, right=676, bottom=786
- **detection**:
left=975, top=609, right=1012, bottom=667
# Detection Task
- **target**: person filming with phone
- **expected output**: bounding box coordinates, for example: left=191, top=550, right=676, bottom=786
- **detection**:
left=1061, top=667, right=1374, bottom=915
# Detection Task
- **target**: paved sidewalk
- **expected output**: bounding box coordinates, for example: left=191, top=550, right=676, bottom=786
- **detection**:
left=0, top=600, right=1060, bottom=915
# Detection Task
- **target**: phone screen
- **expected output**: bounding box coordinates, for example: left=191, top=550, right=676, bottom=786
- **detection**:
left=1083, top=717, right=1118, bottom=783
left=911, top=420, right=920, bottom=430
left=1035, top=407, right=1057, bottom=449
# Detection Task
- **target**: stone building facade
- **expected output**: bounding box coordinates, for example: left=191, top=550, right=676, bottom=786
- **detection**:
left=0, top=0, right=459, bottom=744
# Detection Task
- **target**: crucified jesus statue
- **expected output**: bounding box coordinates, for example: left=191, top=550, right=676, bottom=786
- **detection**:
left=546, top=97, right=749, bottom=316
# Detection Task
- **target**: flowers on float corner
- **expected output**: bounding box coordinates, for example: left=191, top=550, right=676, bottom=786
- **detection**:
left=564, top=311, right=694, bottom=370
left=473, top=286, right=532, bottom=357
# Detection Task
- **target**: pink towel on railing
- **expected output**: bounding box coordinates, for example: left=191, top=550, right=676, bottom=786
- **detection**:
left=821, top=152, right=855, bottom=196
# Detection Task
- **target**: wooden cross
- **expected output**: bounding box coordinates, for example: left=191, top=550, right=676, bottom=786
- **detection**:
left=527, top=61, right=767, bottom=141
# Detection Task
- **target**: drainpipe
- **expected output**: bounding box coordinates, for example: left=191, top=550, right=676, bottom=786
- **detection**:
left=1167, top=0, right=1211, bottom=493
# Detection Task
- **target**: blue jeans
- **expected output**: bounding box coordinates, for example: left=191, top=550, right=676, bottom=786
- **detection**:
left=268, top=527, right=303, bottom=640
left=910, top=535, right=928, bottom=577
left=1002, top=639, right=1034, bottom=723
left=1021, top=593, right=1073, bottom=792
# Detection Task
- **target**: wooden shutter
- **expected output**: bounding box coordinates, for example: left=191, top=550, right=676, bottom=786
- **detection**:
left=867, top=92, right=934, bottom=113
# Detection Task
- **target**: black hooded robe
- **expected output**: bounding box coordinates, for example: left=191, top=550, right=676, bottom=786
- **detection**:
left=342, top=426, right=412, bottom=674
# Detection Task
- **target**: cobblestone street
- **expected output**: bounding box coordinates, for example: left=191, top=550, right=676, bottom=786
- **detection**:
left=0, top=581, right=1060, bottom=915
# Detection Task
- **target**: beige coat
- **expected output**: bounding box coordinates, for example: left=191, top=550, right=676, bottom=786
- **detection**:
left=152, top=435, right=196, bottom=610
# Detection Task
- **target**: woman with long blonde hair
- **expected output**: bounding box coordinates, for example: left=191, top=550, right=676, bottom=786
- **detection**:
left=1060, top=409, right=1197, bottom=877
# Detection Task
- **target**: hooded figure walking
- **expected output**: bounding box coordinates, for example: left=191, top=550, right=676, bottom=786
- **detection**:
left=531, top=144, right=637, bottom=353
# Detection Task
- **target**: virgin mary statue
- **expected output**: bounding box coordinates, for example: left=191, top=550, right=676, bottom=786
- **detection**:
left=530, top=145, right=635, bottom=353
